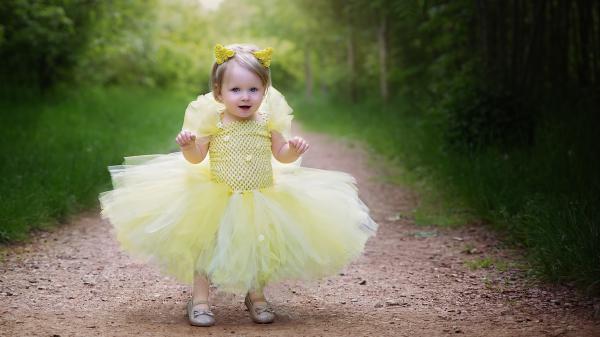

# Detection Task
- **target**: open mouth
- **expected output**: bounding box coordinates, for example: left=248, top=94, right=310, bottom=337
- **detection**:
left=239, top=105, right=251, bottom=111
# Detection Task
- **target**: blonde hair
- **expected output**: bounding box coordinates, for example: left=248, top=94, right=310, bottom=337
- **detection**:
left=210, top=43, right=271, bottom=101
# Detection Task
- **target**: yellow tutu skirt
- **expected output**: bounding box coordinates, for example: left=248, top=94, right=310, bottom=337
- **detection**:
left=99, top=152, right=377, bottom=294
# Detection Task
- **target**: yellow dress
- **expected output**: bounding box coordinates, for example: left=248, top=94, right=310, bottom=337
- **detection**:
left=99, top=87, right=378, bottom=294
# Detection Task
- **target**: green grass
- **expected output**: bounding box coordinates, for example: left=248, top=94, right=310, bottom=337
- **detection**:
left=290, top=94, right=479, bottom=228
left=1, top=86, right=598, bottom=295
left=464, top=257, right=495, bottom=270
left=0, top=86, right=192, bottom=242
left=291, top=93, right=600, bottom=295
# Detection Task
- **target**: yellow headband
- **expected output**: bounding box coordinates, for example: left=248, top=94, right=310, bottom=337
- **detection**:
left=214, top=44, right=273, bottom=68
left=253, top=47, right=273, bottom=68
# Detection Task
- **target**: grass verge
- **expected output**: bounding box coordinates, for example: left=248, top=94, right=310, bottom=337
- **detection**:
left=0, top=86, right=192, bottom=242
left=291, top=93, right=600, bottom=295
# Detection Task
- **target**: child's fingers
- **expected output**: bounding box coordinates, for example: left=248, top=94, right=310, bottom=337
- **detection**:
left=176, top=131, right=196, bottom=147
left=299, top=142, right=310, bottom=154
left=185, top=131, right=196, bottom=140
left=178, top=134, right=188, bottom=145
left=289, top=137, right=309, bottom=154
left=297, top=141, right=309, bottom=154
left=292, top=137, right=304, bottom=147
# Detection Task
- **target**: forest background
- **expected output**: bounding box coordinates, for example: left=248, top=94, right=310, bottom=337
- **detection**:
left=1, top=0, right=599, bottom=295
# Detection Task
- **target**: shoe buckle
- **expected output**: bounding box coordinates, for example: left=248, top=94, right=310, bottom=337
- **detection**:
left=193, top=309, right=214, bottom=318
left=254, top=305, right=273, bottom=314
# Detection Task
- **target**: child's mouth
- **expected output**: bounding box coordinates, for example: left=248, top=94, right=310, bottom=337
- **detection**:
left=239, top=105, right=251, bottom=111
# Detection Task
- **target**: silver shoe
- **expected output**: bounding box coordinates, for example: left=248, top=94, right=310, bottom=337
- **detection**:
left=187, top=299, right=215, bottom=327
left=244, top=293, right=275, bottom=324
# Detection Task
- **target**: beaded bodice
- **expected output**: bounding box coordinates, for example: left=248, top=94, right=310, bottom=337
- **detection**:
left=209, top=118, right=273, bottom=191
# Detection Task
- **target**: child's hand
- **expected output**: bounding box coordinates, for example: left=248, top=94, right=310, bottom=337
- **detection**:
left=288, top=136, right=310, bottom=155
left=175, top=130, right=197, bottom=148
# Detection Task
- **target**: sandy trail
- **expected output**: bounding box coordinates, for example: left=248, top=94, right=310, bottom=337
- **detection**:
left=1, top=127, right=599, bottom=337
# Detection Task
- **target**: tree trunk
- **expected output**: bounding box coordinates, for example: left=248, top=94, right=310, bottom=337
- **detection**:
left=304, top=46, right=314, bottom=101
left=378, top=11, right=389, bottom=101
left=595, top=1, right=600, bottom=84
left=576, top=0, right=592, bottom=86
left=596, top=1, right=600, bottom=84
left=511, top=0, right=522, bottom=89
left=347, top=25, right=357, bottom=102
left=497, top=2, right=507, bottom=85
left=523, top=0, right=546, bottom=92
left=476, top=0, right=489, bottom=69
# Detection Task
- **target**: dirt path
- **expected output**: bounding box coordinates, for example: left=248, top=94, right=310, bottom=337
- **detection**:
left=1, top=127, right=599, bottom=337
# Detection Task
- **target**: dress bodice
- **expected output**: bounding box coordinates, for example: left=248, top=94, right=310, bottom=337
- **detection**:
left=208, top=118, right=273, bottom=191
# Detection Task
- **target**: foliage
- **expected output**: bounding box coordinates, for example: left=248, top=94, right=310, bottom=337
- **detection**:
left=74, top=0, right=160, bottom=87
left=0, top=87, right=190, bottom=242
left=0, top=0, right=98, bottom=89
left=1, top=0, right=599, bottom=294
left=295, top=92, right=600, bottom=294
left=443, top=82, right=535, bottom=151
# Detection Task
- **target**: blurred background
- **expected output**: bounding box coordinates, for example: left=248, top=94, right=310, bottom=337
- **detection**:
left=1, top=0, right=598, bottom=294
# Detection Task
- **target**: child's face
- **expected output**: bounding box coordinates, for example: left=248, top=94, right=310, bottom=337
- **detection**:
left=217, top=62, right=266, bottom=121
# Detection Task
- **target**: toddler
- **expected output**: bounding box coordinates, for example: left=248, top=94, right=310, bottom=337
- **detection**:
left=99, top=43, right=378, bottom=326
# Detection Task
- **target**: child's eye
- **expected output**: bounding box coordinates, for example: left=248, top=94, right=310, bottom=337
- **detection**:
left=231, top=88, right=240, bottom=92
left=250, top=87, right=258, bottom=93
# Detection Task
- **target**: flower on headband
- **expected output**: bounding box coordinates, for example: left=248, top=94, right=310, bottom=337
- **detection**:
left=252, top=47, right=273, bottom=68
left=214, top=44, right=274, bottom=68
left=215, top=44, right=235, bottom=64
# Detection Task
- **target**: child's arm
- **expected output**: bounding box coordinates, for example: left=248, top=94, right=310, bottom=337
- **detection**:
left=271, top=131, right=310, bottom=163
left=176, top=130, right=209, bottom=164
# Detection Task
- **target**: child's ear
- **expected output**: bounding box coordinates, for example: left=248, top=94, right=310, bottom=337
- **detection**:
left=214, top=86, right=222, bottom=102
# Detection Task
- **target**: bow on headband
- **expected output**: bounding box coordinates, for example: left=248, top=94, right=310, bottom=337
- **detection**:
left=214, top=44, right=273, bottom=68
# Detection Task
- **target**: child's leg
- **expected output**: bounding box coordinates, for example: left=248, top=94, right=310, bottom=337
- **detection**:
left=192, top=271, right=210, bottom=310
left=247, top=287, right=267, bottom=304
left=245, top=285, right=275, bottom=323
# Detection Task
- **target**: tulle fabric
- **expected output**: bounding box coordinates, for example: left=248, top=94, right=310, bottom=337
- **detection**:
left=182, top=86, right=294, bottom=138
left=99, top=86, right=377, bottom=294
left=99, top=152, right=377, bottom=294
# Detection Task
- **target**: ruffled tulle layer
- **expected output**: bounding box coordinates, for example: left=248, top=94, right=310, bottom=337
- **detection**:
left=99, top=152, right=377, bottom=294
